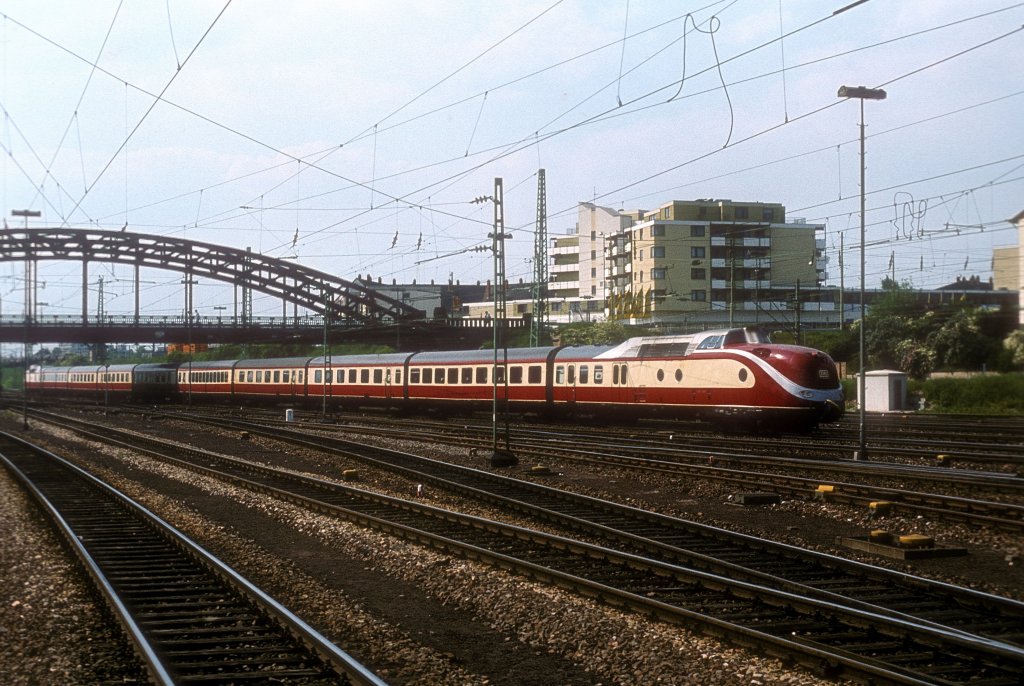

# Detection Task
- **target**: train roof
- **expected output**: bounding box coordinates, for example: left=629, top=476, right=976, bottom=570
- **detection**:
left=593, top=328, right=770, bottom=359
left=184, top=359, right=242, bottom=370
left=61, top=363, right=138, bottom=373
left=409, top=347, right=554, bottom=365
left=309, top=352, right=412, bottom=366
left=552, top=344, right=615, bottom=361
left=236, top=357, right=315, bottom=368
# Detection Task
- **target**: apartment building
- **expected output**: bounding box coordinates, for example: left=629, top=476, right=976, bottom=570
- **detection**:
left=546, top=202, right=631, bottom=323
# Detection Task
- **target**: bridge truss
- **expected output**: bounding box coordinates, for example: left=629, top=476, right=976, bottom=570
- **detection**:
left=0, top=228, right=424, bottom=324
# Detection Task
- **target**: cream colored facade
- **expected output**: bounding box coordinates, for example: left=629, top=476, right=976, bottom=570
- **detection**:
left=1003, top=209, right=1024, bottom=326
left=546, top=202, right=632, bottom=323
left=604, top=199, right=825, bottom=326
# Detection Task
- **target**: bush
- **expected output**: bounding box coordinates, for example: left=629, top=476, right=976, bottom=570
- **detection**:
left=916, top=374, right=1024, bottom=415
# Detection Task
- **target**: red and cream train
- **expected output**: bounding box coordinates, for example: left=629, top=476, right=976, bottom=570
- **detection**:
left=26, top=327, right=844, bottom=431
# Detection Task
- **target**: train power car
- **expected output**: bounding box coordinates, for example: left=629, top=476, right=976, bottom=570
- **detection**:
left=24, top=327, right=844, bottom=431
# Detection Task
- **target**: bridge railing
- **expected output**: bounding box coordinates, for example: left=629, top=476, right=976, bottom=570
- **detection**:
left=0, top=314, right=528, bottom=329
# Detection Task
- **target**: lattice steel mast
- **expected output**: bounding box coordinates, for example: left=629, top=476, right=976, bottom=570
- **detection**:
left=531, top=169, right=548, bottom=346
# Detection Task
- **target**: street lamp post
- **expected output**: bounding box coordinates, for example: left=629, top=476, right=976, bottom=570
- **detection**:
left=838, top=85, right=886, bottom=461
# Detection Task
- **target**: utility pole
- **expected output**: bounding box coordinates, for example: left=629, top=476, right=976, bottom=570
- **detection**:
left=531, top=169, right=548, bottom=347
left=839, top=233, right=844, bottom=330
left=475, top=178, right=516, bottom=467
left=12, top=210, right=40, bottom=429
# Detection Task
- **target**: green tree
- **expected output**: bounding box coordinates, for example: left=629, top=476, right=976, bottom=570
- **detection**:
left=927, top=308, right=996, bottom=371
left=894, top=339, right=935, bottom=379
left=557, top=321, right=639, bottom=346
left=1003, top=330, right=1024, bottom=369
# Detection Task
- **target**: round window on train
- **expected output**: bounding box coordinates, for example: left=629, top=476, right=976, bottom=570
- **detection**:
left=675, top=369, right=682, bottom=382
left=738, top=368, right=748, bottom=382
left=657, top=369, right=665, bottom=382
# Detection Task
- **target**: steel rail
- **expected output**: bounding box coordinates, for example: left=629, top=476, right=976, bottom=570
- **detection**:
left=0, top=431, right=388, bottom=686
left=24, top=412, right=1024, bottom=685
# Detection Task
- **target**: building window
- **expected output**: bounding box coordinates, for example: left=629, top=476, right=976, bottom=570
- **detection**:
left=690, top=225, right=705, bottom=237
left=591, top=230, right=596, bottom=240
left=591, top=268, right=596, bottom=278
left=762, top=207, right=774, bottom=221
left=651, top=225, right=665, bottom=237
left=591, top=250, right=596, bottom=259
left=735, top=206, right=749, bottom=219
left=691, top=289, right=707, bottom=301
left=651, top=268, right=667, bottom=280
left=651, top=246, right=665, bottom=258
left=691, top=246, right=706, bottom=258
left=691, top=268, right=706, bottom=280
left=639, top=250, right=643, bottom=260
left=661, top=207, right=670, bottom=219
left=591, top=285, right=597, bottom=296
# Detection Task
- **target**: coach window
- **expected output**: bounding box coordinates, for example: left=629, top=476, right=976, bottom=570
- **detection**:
left=657, top=369, right=665, bottom=382
left=373, top=369, right=383, bottom=384
left=423, top=368, right=433, bottom=383
left=510, top=366, right=522, bottom=384
left=675, top=369, right=683, bottom=382
left=298, top=370, right=304, bottom=383
left=282, top=370, right=290, bottom=383
left=272, top=370, right=279, bottom=383
left=359, top=369, right=369, bottom=383
left=245, top=371, right=252, bottom=382
left=393, top=370, right=400, bottom=384
left=528, top=365, right=542, bottom=384
left=594, top=366, right=604, bottom=384
left=447, top=368, right=457, bottom=383
left=620, top=364, right=628, bottom=384
left=556, top=366, right=564, bottom=384
left=567, top=365, right=576, bottom=385
left=411, top=368, right=421, bottom=383
left=612, top=366, right=619, bottom=385
left=462, top=368, right=473, bottom=384
left=476, top=367, right=488, bottom=384
left=315, top=370, right=322, bottom=384
left=495, top=366, right=506, bottom=384
left=579, top=366, right=589, bottom=384
left=348, top=369, right=357, bottom=383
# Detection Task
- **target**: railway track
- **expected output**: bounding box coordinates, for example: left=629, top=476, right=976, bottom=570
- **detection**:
left=23, top=409, right=1024, bottom=685
left=161, top=407, right=1023, bottom=530
left=0, top=430, right=386, bottom=686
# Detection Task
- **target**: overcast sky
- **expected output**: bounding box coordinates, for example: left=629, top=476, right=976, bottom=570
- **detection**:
left=2, top=0, right=1022, bottom=318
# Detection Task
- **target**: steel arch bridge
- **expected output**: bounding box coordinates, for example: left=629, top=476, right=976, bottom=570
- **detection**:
left=0, top=228, right=424, bottom=323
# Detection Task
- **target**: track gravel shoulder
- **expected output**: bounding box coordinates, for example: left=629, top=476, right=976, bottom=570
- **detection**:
left=3, top=414, right=835, bottom=685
